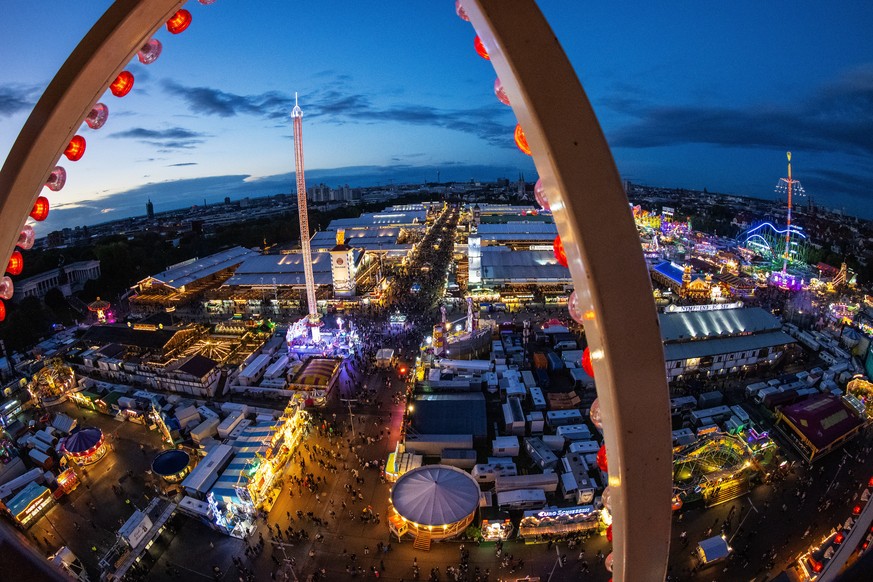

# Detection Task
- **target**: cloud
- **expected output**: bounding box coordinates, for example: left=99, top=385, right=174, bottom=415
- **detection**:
left=0, top=84, right=39, bottom=117
left=109, top=126, right=207, bottom=150
left=607, top=65, right=873, bottom=156
left=803, top=167, right=873, bottom=201
left=161, top=80, right=515, bottom=147
left=166, top=162, right=198, bottom=167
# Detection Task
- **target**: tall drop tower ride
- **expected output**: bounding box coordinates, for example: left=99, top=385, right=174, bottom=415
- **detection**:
left=291, top=94, right=321, bottom=341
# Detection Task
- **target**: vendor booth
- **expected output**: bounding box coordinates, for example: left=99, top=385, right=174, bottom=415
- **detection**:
left=697, top=535, right=732, bottom=565
left=517, top=505, right=601, bottom=541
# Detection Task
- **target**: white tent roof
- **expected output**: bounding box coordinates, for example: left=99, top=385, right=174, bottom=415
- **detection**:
left=391, top=465, right=480, bottom=526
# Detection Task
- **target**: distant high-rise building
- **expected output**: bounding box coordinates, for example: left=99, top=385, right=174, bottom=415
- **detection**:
left=146, top=198, right=154, bottom=219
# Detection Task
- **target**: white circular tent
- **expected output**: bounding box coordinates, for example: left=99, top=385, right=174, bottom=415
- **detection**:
left=389, top=465, right=480, bottom=541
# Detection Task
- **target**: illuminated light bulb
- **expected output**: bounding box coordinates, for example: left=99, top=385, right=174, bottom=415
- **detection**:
left=455, top=0, right=469, bottom=21
left=17, top=226, right=36, bottom=250
left=474, top=35, right=490, bottom=60
left=45, top=166, right=66, bottom=191
left=30, top=196, right=50, bottom=222
left=605, top=523, right=613, bottom=542
left=601, top=486, right=612, bottom=511
left=568, top=291, right=584, bottom=324
left=137, top=38, right=162, bottom=65
left=605, top=553, right=614, bottom=573
left=110, top=71, right=134, bottom=97
left=0, top=277, right=13, bottom=301
left=166, top=9, right=192, bottom=34
left=514, top=123, right=532, bottom=156
left=84, top=103, right=108, bottom=130
left=494, top=77, right=510, bottom=106
left=63, top=135, right=86, bottom=161
left=0, top=300, right=5, bottom=323
left=553, top=235, right=567, bottom=267
left=589, top=397, right=603, bottom=430
left=597, top=444, right=608, bottom=472
left=7, top=251, right=24, bottom=276
left=581, top=346, right=594, bottom=377
left=534, top=178, right=550, bottom=210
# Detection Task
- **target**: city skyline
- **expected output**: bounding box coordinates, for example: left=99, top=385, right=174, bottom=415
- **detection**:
left=1, top=1, right=872, bottom=231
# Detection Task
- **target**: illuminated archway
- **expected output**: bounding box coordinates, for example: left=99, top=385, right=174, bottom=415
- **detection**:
left=0, top=1, right=672, bottom=578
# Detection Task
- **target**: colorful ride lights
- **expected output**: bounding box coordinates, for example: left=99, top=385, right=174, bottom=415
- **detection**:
left=581, top=346, right=594, bottom=378
left=166, top=9, right=192, bottom=35
left=474, top=35, right=490, bottom=60
left=7, top=252, right=24, bottom=276
left=63, top=136, right=86, bottom=161
left=30, top=197, right=50, bottom=222
left=455, top=0, right=469, bottom=21
left=44, top=167, right=67, bottom=192
left=514, top=123, right=531, bottom=156
left=110, top=71, right=134, bottom=97
left=597, top=444, right=609, bottom=472
left=553, top=235, right=567, bottom=267
left=0, top=277, right=13, bottom=301
left=84, top=103, right=108, bottom=130
left=494, top=77, right=510, bottom=106
left=17, top=226, right=36, bottom=251
left=137, top=38, right=162, bottom=65
left=605, top=523, right=613, bottom=542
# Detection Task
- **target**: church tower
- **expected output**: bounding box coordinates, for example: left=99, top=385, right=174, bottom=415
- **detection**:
left=330, top=229, right=356, bottom=297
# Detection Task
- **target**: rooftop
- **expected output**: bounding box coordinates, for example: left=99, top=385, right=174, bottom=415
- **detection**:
left=411, top=393, right=487, bottom=438
left=658, top=307, right=783, bottom=343
left=780, top=394, right=865, bottom=450
left=147, top=246, right=256, bottom=290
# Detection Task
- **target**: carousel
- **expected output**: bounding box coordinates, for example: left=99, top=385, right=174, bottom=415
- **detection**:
left=151, top=449, right=191, bottom=483
left=60, top=427, right=108, bottom=466
left=388, top=465, right=480, bottom=545
left=30, top=359, right=76, bottom=407
left=87, top=297, right=111, bottom=323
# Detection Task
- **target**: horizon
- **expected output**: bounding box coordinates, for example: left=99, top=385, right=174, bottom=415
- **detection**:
left=2, top=2, right=872, bottom=232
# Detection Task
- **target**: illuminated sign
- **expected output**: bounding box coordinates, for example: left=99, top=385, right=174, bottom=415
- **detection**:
left=665, top=302, right=743, bottom=313
left=536, top=505, right=593, bottom=519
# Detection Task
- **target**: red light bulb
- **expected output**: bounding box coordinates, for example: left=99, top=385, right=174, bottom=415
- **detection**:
left=605, top=524, right=613, bottom=542
left=582, top=346, right=594, bottom=377
left=455, top=0, right=469, bottom=22
left=534, top=178, right=550, bottom=210
left=474, top=36, right=490, bottom=60
left=514, top=123, right=531, bottom=156
left=494, top=77, right=510, bottom=106
left=45, top=166, right=66, bottom=191
left=0, top=277, right=13, bottom=301
left=597, top=444, right=608, bottom=472
left=7, top=252, right=24, bottom=276
left=553, top=235, right=567, bottom=267
left=64, top=135, right=86, bottom=161
left=110, top=71, right=134, bottom=97
left=166, top=9, right=192, bottom=34
left=30, top=197, right=50, bottom=222
left=85, top=103, right=108, bottom=130
left=137, top=38, right=162, bottom=65
left=0, top=300, right=6, bottom=323
left=17, top=226, right=36, bottom=251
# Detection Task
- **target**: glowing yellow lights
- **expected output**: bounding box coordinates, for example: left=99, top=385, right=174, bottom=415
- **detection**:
left=591, top=349, right=605, bottom=360
left=584, top=310, right=596, bottom=321
left=608, top=475, right=621, bottom=487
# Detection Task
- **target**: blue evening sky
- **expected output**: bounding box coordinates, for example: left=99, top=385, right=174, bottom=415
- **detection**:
left=1, top=1, right=871, bottom=231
